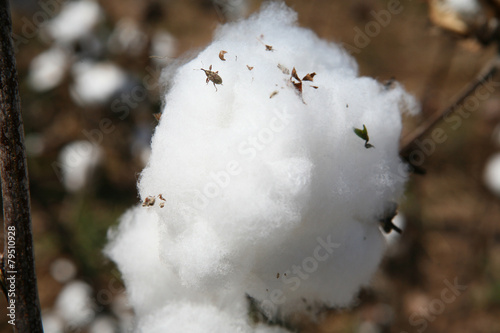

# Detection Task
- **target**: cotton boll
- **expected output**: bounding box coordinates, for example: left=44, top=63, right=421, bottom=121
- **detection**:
left=45, top=0, right=102, bottom=44
left=28, top=46, right=70, bottom=92
left=139, top=3, right=412, bottom=307
left=484, top=153, right=500, bottom=196
left=59, top=140, right=102, bottom=192
left=70, top=61, right=128, bottom=106
left=108, top=2, right=417, bottom=328
left=108, top=18, right=148, bottom=56
left=55, top=280, right=95, bottom=328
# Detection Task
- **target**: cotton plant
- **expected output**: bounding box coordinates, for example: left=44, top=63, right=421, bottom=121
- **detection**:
left=106, top=3, right=418, bottom=331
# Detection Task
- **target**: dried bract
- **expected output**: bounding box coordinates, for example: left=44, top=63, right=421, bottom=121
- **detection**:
left=142, top=196, right=156, bottom=207
left=219, top=50, right=228, bottom=61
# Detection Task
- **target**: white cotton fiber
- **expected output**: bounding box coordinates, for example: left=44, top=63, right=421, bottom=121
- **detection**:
left=106, top=2, right=417, bottom=330
left=138, top=301, right=289, bottom=333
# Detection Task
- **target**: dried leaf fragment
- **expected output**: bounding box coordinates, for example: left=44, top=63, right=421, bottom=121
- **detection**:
left=302, top=72, right=316, bottom=81
left=257, top=36, right=274, bottom=51
left=247, top=65, right=254, bottom=71
left=277, top=63, right=289, bottom=75
left=219, top=50, right=228, bottom=61
left=142, top=196, right=156, bottom=207
left=378, top=202, right=401, bottom=234
left=291, top=67, right=300, bottom=81
left=290, top=67, right=303, bottom=95
left=153, top=113, right=162, bottom=122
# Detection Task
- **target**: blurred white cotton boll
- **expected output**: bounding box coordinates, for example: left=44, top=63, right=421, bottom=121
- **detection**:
left=429, top=0, right=484, bottom=34
left=150, top=31, right=177, bottom=65
left=88, top=316, right=117, bottom=333
left=484, top=153, right=500, bottom=196
left=70, top=61, right=128, bottom=106
left=45, top=0, right=103, bottom=44
left=55, top=280, right=95, bottom=328
left=213, top=0, right=249, bottom=21
left=446, top=0, right=482, bottom=17
left=107, top=3, right=418, bottom=329
left=50, top=258, right=77, bottom=283
left=42, top=313, right=64, bottom=333
left=59, top=140, right=102, bottom=192
left=28, top=46, right=69, bottom=92
left=108, top=18, right=148, bottom=56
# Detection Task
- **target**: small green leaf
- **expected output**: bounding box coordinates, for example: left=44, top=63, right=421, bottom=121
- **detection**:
left=353, top=124, right=374, bottom=149
left=353, top=127, right=366, bottom=141
left=362, top=124, right=369, bottom=142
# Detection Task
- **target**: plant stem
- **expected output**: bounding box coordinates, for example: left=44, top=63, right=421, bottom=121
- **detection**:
left=0, top=0, right=44, bottom=331
left=399, top=55, right=500, bottom=155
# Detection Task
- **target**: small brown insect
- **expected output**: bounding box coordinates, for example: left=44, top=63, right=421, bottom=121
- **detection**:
left=219, top=50, right=227, bottom=61
left=200, top=65, right=223, bottom=91
left=276, top=273, right=280, bottom=279
left=247, top=65, right=254, bottom=71
left=269, top=90, right=278, bottom=99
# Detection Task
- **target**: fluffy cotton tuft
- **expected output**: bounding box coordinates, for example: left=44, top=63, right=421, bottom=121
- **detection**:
left=106, top=3, right=417, bottom=330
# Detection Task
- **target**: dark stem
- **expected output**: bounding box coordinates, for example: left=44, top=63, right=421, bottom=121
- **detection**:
left=0, top=0, right=44, bottom=332
left=399, top=55, right=500, bottom=155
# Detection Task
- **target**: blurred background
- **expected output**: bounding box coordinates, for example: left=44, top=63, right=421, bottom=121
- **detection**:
left=2, top=0, right=500, bottom=332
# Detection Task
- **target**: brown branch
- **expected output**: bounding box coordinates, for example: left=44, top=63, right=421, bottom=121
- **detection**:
left=0, top=0, right=44, bottom=332
left=399, top=55, right=500, bottom=155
